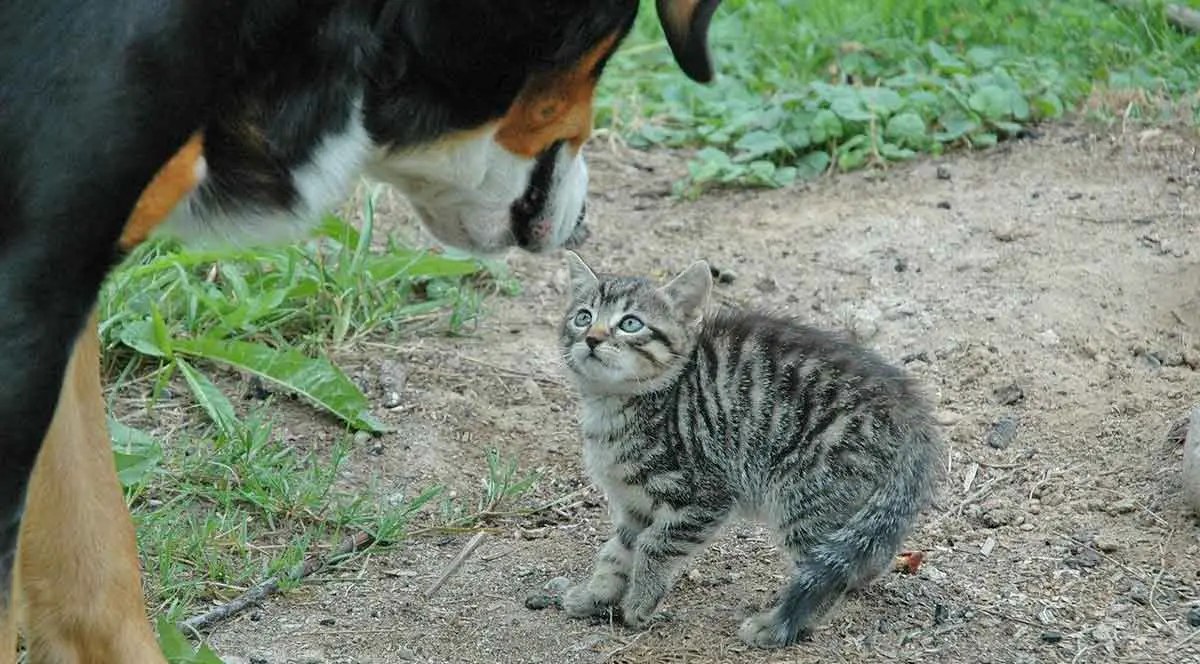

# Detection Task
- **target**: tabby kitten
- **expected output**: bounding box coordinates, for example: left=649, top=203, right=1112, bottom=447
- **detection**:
left=556, top=251, right=942, bottom=648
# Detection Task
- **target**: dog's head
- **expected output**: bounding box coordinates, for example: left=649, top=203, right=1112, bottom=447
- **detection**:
left=362, top=0, right=722, bottom=255
left=159, top=1, right=722, bottom=256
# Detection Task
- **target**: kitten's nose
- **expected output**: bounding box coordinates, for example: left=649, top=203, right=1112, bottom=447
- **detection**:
left=585, top=335, right=603, bottom=350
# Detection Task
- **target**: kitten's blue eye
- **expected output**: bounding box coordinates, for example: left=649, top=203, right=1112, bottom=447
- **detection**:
left=572, top=309, right=592, bottom=328
left=618, top=315, right=644, bottom=333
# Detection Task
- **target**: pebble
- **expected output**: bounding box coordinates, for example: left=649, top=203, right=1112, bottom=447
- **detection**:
left=1108, top=498, right=1138, bottom=514
left=524, top=594, right=560, bottom=611
left=1094, top=537, right=1119, bottom=553
left=986, top=415, right=1020, bottom=449
left=1040, top=630, right=1063, bottom=644
left=1188, top=606, right=1200, bottom=627
left=993, top=382, right=1025, bottom=406
left=936, top=165, right=952, bottom=180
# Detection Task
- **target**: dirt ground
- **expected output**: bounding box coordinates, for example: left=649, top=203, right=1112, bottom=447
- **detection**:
left=197, top=122, right=1200, bottom=664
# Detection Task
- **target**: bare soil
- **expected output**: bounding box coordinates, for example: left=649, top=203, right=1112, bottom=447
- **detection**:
left=191, top=122, right=1200, bottom=664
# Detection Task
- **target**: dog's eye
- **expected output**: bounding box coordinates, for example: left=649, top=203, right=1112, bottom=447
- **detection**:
left=618, top=315, right=644, bottom=333
left=572, top=309, right=592, bottom=328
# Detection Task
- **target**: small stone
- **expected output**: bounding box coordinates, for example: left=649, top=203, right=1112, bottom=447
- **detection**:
left=993, top=382, right=1025, bottom=406
left=933, top=604, right=950, bottom=625
left=1038, top=329, right=1060, bottom=347
left=980, top=537, right=996, bottom=556
left=986, top=415, right=1020, bottom=449
left=1040, top=630, right=1063, bottom=643
left=524, top=594, right=560, bottom=611
left=318, top=617, right=335, bottom=626
left=1188, top=606, right=1200, bottom=627
left=353, top=430, right=371, bottom=446
left=544, top=576, right=572, bottom=594
left=1127, top=581, right=1150, bottom=606
left=251, top=658, right=269, bottom=664
left=1108, top=498, right=1138, bottom=514
left=249, top=611, right=262, bottom=622
left=1094, top=537, right=1119, bottom=553
left=382, top=390, right=403, bottom=409
left=919, top=564, right=947, bottom=582
left=936, top=165, right=952, bottom=180
left=754, top=277, right=778, bottom=293
left=936, top=201, right=952, bottom=210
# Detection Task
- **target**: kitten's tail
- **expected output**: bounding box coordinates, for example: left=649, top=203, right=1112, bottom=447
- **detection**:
left=778, top=423, right=941, bottom=642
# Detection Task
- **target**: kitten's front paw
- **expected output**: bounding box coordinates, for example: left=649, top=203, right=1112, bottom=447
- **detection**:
left=619, top=590, right=662, bottom=630
left=562, top=582, right=620, bottom=619
left=738, top=610, right=804, bottom=649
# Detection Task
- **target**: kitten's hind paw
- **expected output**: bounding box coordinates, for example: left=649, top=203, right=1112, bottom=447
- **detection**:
left=738, top=610, right=808, bottom=649
left=562, top=584, right=619, bottom=619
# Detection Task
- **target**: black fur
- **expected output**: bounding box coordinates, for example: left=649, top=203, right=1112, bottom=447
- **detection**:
left=0, top=0, right=725, bottom=615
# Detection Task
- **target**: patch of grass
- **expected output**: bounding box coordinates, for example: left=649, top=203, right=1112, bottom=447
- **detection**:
left=595, top=0, right=1200, bottom=195
left=95, top=189, right=526, bottom=657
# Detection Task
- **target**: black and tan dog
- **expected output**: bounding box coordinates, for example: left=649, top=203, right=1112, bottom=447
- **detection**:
left=0, top=1, right=723, bottom=661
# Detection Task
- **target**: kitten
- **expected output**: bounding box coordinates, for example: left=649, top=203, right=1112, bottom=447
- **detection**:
left=556, top=251, right=942, bottom=648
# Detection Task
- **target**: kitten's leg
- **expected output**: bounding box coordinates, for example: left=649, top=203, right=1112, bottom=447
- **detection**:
left=620, top=505, right=729, bottom=629
left=563, top=506, right=650, bottom=618
left=740, top=495, right=902, bottom=648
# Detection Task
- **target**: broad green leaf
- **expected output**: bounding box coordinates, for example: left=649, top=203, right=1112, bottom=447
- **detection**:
left=970, top=132, right=999, bottom=149
left=364, top=253, right=481, bottom=282
left=317, top=212, right=362, bottom=249
left=118, top=320, right=168, bottom=358
left=934, top=112, right=980, bottom=141
left=176, top=358, right=241, bottom=440
left=830, top=95, right=874, bottom=123
left=794, top=151, right=831, bottom=179
left=732, top=130, right=788, bottom=162
left=859, top=87, right=904, bottom=116
left=968, top=84, right=1015, bottom=120
left=173, top=337, right=385, bottom=433
left=108, top=417, right=163, bottom=487
left=878, top=142, right=918, bottom=161
left=810, top=109, right=843, bottom=142
left=1032, top=93, right=1065, bottom=119
left=885, top=112, right=927, bottom=148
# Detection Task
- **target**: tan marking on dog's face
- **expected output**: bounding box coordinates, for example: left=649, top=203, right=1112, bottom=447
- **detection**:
left=121, top=132, right=206, bottom=251
left=494, top=32, right=621, bottom=158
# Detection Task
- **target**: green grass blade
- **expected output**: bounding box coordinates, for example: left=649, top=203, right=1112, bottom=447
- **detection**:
left=176, top=358, right=241, bottom=440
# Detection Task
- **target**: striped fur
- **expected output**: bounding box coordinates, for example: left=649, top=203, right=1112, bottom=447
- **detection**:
left=556, top=251, right=943, bottom=648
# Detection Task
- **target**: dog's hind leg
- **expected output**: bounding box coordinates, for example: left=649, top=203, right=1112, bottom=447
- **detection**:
left=14, top=310, right=166, bottom=664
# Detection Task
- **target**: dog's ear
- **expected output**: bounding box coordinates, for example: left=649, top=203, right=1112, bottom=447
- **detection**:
left=655, top=0, right=723, bottom=83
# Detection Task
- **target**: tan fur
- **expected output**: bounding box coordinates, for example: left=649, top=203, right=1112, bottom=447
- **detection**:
left=1, top=310, right=165, bottom=663
left=0, top=131, right=201, bottom=663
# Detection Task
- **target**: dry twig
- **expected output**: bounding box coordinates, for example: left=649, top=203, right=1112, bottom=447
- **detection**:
left=423, top=531, right=488, bottom=599
left=178, top=531, right=374, bottom=636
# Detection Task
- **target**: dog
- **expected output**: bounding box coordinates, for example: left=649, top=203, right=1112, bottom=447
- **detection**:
left=0, top=1, right=723, bottom=660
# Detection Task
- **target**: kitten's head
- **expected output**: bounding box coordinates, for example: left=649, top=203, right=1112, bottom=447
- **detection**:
left=559, top=251, right=712, bottom=394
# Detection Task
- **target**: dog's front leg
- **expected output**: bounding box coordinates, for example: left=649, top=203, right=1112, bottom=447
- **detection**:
left=12, top=310, right=167, bottom=664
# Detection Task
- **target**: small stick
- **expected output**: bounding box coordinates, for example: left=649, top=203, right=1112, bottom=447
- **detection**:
left=177, top=531, right=375, bottom=636
left=423, top=532, right=487, bottom=599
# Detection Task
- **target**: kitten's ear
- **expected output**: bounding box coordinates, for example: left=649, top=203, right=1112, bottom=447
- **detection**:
left=661, top=260, right=713, bottom=319
left=564, top=250, right=599, bottom=299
